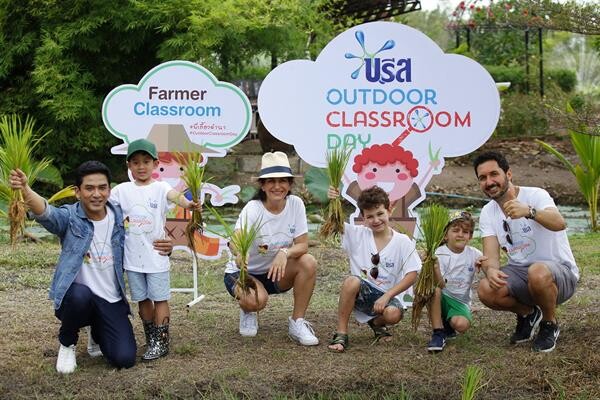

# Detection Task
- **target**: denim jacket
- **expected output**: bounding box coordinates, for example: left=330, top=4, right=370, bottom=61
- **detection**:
left=33, top=200, right=127, bottom=310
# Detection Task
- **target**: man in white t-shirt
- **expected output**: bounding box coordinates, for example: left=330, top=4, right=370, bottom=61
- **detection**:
left=474, top=151, right=578, bottom=353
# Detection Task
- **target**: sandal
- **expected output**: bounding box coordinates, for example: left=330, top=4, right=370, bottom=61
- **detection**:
left=368, top=319, right=392, bottom=345
left=328, top=332, right=349, bottom=353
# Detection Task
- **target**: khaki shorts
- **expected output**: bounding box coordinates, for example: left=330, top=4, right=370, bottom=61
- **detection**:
left=503, top=262, right=577, bottom=306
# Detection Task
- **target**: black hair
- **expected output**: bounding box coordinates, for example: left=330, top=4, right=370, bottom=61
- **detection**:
left=473, top=151, right=510, bottom=177
left=251, top=177, right=294, bottom=202
left=357, top=186, right=390, bottom=214
left=74, top=161, right=112, bottom=187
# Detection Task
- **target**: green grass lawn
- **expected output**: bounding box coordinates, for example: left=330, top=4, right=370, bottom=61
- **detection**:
left=0, top=232, right=599, bottom=399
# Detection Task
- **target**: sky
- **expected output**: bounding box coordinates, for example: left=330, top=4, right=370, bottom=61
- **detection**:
left=420, top=0, right=461, bottom=11
left=420, top=0, right=597, bottom=11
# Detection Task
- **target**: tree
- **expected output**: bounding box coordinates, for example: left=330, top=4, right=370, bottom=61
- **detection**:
left=0, top=0, right=165, bottom=179
left=0, top=0, right=338, bottom=182
left=134, top=0, right=337, bottom=81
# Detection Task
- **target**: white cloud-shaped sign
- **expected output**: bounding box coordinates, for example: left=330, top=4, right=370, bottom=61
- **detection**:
left=102, top=60, right=251, bottom=155
left=258, top=22, right=499, bottom=167
left=258, top=21, right=500, bottom=236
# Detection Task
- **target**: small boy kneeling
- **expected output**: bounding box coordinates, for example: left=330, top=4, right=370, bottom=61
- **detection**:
left=426, top=211, right=482, bottom=352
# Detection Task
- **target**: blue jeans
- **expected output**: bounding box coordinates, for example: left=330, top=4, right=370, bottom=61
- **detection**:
left=55, top=283, right=136, bottom=369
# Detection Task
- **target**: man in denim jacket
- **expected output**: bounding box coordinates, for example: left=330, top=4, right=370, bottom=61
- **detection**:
left=9, top=161, right=173, bottom=374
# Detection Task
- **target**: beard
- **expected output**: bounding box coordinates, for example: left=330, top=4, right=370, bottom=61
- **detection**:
left=484, top=179, right=510, bottom=200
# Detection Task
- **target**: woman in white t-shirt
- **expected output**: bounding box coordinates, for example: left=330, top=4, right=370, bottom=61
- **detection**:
left=224, top=152, right=319, bottom=346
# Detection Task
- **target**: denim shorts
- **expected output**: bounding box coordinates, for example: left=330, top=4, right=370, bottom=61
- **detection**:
left=503, top=262, right=577, bottom=306
left=126, top=270, right=171, bottom=302
left=354, top=278, right=402, bottom=316
left=224, top=271, right=291, bottom=298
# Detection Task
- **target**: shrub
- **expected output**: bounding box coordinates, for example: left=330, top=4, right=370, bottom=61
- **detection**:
left=545, top=69, right=577, bottom=93
left=485, top=65, right=526, bottom=92
left=495, top=93, right=549, bottom=137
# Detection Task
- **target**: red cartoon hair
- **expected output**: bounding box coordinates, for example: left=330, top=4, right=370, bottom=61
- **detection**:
left=352, top=144, right=419, bottom=177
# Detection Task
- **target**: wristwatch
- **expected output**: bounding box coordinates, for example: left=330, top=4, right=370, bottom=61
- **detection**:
left=526, top=206, right=537, bottom=220
left=278, top=247, right=289, bottom=256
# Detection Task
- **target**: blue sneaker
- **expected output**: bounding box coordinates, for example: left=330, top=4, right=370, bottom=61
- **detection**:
left=443, top=318, right=457, bottom=339
left=427, top=329, right=446, bottom=352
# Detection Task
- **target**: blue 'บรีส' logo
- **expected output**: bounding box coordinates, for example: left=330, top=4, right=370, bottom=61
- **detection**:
left=345, top=30, right=412, bottom=84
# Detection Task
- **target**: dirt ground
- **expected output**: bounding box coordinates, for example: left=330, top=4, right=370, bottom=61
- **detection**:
left=1, top=234, right=599, bottom=399
left=426, top=136, right=582, bottom=206
left=0, top=136, right=593, bottom=400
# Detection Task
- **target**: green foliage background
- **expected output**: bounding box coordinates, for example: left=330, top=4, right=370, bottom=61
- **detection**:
left=0, top=0, right=337, bottom=186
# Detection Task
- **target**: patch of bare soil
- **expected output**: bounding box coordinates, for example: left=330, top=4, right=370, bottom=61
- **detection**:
left=1, top=243, right=599, bottom=400
left=428, top=136, right=583, bottom=207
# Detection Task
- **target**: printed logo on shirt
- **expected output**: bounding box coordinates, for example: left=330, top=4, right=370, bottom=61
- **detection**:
left=288, top=224, right=296, bottom=235
left=148, top=198, right=158, bottom=209
left=506, top=233, right=536, bottom=261
left=127, top=204, right=155, bottom=235
left=84, top=248, right=114, bottom=271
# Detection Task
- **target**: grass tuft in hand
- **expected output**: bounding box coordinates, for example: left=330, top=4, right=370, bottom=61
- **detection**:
left=411, top=203, right=450, bottom=330
left=207, top=207, right=263, bottom=302
left=0, top=114, right=52, bottom=246
left=174, top=152, right=207, bottom=263
left=319, top=146, right=352, bottom=239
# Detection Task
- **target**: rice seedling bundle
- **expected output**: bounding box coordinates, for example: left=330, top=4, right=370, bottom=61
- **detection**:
left=0, top=115, right=52, bottom=246
left=174, top=152, right=206, bottom=254
left=208, top=207, right=263, bottom=298
left=411, top=203, right=450, bottom=330
left=319, top=146, right=352, bottom=239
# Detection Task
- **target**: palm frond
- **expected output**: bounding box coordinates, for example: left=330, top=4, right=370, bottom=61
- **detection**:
left=47, top=186, right=76, bottom=204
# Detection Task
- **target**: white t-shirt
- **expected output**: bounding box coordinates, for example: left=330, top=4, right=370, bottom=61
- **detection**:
left=342, top=223, right=422, bottom=322
left=74, top=208, right=121, bottom=303
left=225, top=195, right=308, bottom=274
left=435, top=244, right=482, bottom=306
left=110, top=181, right=172, bottom=273
left=479, top=186, right=579, bottom=280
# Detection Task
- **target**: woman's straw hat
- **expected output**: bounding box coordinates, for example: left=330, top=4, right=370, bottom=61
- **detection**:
left=255, top=151, right=299, bottom=179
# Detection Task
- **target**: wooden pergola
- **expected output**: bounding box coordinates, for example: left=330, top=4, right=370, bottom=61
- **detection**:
left=324, top=0, right=422, bottom=25
left=448, top=0, right=600, bottom=98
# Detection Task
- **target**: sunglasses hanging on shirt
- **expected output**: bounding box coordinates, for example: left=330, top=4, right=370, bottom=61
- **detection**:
left=370, top=252, right=380, bottom=279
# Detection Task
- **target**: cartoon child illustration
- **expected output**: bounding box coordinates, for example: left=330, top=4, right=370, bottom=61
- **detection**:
left=345, top=142, right=440, bottom=236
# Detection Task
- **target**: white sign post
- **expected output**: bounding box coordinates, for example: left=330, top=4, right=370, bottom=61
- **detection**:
left=102, top=60, right=252, bottom=307
left=258, top=21, right=500, bottom=237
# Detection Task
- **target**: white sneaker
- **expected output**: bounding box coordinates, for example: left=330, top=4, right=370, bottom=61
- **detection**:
left=239, top=310, right=258, bottom=337
left=56, top=344, right=77, bottom=374
left=86, top=326, right=102, bottom=358
left=288, top=317, right=319, bottom=346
